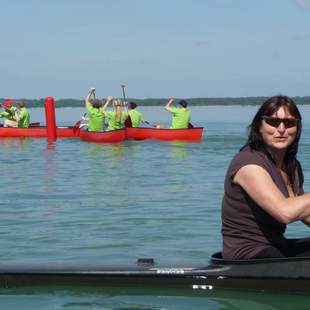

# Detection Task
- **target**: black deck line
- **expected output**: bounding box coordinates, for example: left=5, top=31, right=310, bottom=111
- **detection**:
left=1, top=254, right=310, bottom=292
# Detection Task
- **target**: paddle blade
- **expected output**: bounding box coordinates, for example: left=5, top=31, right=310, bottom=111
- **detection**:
left=73, top=120, right=81, bottom=132
left=29, top=122, right=40, bottom=127
left=125, top=116, right=132, bottom=128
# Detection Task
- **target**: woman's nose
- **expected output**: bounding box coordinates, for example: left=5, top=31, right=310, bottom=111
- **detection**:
left=277, top=122, right=286, bottom=132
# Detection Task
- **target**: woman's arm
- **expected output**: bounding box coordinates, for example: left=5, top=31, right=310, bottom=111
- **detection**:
left=86, top=87, right=96, bottom=106
left=9, top=107, right=18, bottom=121
left=15, top=110, right=20, bottom=122
left=164, top=97, right=174, bottom=111
left=302, top=217, right=310, bottom=226
left=102, top=96, right=113, bottom=112
left=234, top=164, right=310, bottom=224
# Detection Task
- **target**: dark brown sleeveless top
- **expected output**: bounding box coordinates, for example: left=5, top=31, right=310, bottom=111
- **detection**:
left=222, top=145, right=304, bottom=259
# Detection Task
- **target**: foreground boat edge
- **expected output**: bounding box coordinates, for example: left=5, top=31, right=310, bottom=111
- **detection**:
left=1, top=253, right=310, bottom=293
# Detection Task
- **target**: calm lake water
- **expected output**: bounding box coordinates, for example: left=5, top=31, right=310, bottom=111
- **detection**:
left=1, top=105, right=310, bottom=309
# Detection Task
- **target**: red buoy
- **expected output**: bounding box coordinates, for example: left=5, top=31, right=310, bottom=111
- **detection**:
left=44, top=97, right=57, bottom=141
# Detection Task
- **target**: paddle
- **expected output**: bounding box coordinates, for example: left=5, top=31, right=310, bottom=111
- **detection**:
left=73, top=113, right=88, bottom=132
left=120, top=84, right=126, bottom=105
left=120, top=83, right=129, bottom=111
left=120, top=84, right=129, bottom=128
left=144, top=120, right=158, bottom=128
left=125, top=116, right=132, bottom=128
left=29, top=122, right=40, bottom=127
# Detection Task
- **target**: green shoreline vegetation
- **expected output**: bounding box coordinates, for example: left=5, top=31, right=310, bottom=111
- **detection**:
left=1, top=96, right=310, bottom=108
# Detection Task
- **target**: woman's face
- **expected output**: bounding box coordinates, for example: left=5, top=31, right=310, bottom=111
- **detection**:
left=259, top=106, right=298, bottom=151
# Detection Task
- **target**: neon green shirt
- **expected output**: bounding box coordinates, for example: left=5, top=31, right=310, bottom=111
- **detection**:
left=167, top=107, right=191, bottom=129
left=86, top=100, right=105, bottom=132
left=0, top=107, right=17, bottom=121
left=18, top=107, right=30, bottom=128
left=0, top=111, right=11, bottom=119
left=128, top=109, right=143, bottom=127
left=105, top=111, right=128, bottom=131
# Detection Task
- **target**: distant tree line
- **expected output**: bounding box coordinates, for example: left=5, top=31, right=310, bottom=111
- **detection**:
left=1, top=96, right=310, bottom=108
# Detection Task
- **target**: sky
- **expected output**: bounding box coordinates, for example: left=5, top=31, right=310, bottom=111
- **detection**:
left=1, top=0, right=310, bottom=99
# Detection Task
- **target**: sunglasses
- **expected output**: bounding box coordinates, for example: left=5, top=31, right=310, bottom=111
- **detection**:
left=262, top=116, right=300, bottom=128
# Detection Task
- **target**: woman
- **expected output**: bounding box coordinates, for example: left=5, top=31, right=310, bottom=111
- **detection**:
left=164, top=97, right=191, bottom=129
left=16, top=100, right=30, bottom=128
left=85, top=87, right=112, bottom=132
left=0, top=99, right=18, bottom=127
left=103, top=98, right=128, bottom=131
left=222, top=95, right=310, bottom=260
left=126, top=101, right=144, bottom=127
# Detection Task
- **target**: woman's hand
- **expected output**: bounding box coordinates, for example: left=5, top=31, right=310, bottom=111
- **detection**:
left=86, top=87, right=96, bottom=102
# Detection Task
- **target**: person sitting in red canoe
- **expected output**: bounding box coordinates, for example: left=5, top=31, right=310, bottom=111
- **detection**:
left=126, top=101, right=144, bottom=128
left=85, top=87, right=112, bottom=132
left=102, top=98, right=128, bottom=131
left=0, top=99, right=18, bottom=127
left=16, top=100, right=30, bottom=128
left=164, top=97, right=191, bottom=129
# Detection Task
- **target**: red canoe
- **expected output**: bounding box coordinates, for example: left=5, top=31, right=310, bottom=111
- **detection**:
left=126, top=127, right=203, bottom=141
left=79, top=129, right=126, bottom=143
left=0, top=126, right=80, bottom=138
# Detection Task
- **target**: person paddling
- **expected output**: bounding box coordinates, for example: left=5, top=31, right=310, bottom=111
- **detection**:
left=102, top=98, right=128, bottom=131
left=126, top=101, right=144, bottom=127
left=16, top=100, right=30, bottom=128
left=164, top=97, right=191, bottom=129
left=85, top=87, right=112, bottom=132
left=0, top=99, right=18, bottom=127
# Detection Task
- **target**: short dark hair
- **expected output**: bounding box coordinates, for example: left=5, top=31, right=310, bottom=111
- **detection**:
left=17, top=100, right=25, bottom=108
left=90, top=99, right=102, bottom=108
left=178, top=100, right=188, bottom=108
left=128, top=101, right=137, bottom=109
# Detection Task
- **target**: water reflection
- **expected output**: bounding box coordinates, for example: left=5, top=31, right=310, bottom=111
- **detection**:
left=85, top=143, right=127, bottom=161
left=1, top=286, right=309, bottom=310
left=208, top=289, right=310, bottom=310
left=104, top=144, right=127, bottom=161
left=166, top=141, right=189, bottom=160
left=42, top=141, right=57, bottom=193
left=0, top=138, right=31, bottom=153
left=44, top=141, right=56, bottom=153
left=0, top=139, right=31, bottom=188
